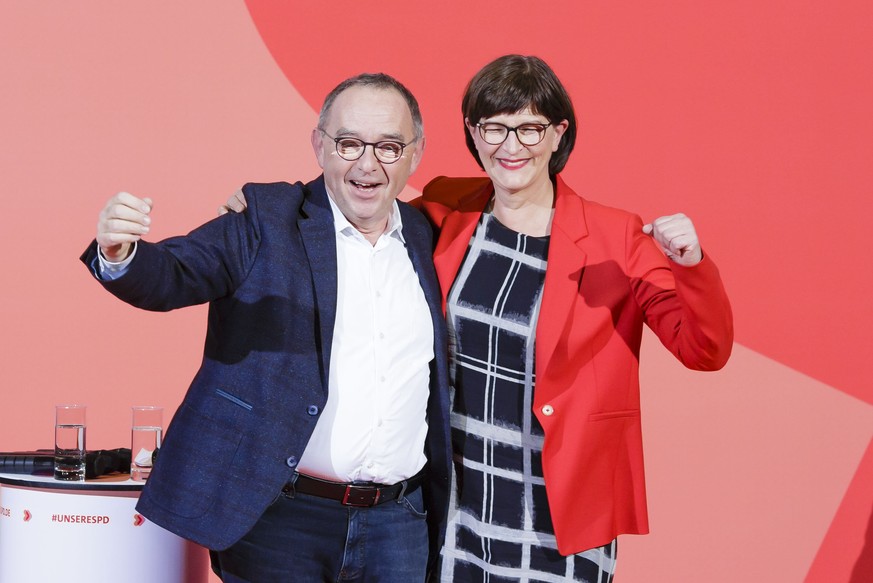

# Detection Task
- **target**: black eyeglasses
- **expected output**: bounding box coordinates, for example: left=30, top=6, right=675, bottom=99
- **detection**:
left=319, top=129, right=417, bottom=164
left=475, top=122, right=552, bottom=146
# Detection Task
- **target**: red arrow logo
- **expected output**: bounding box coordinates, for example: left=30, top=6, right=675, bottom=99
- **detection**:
left=23, top=510, right=31, bottom=522
left=133, top=514, right=145, bottom=527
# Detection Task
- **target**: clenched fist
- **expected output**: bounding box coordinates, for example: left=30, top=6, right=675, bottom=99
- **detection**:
left=96, top=192, right=153, bottom=262
left=642, top=213, right=702, bottom=266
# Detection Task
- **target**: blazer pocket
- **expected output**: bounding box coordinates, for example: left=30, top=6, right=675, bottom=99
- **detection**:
left=588, top=409, right=640, bottom=422
left=215, top=388, right=253, bottom=411
left=146, top=402, right=244, bottom=519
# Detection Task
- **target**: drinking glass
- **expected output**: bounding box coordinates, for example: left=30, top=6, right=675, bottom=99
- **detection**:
left=54, top=404, right=86, bottom=481
left=130, top=406, right=163, bottom=481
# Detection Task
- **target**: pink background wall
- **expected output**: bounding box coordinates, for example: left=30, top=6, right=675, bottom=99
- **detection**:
left=1, top=2, right=871, bottom=581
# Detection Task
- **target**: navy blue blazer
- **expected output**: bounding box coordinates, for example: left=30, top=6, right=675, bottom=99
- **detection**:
left=80, top=177, right=451, bottom=561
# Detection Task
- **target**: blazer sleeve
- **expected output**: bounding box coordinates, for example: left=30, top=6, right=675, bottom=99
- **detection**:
left=79, top=189, right=263, bottom=312
left=626, top=213, right=734, bottom=370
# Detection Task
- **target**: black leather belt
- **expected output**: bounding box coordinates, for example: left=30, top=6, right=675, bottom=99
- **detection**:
left=282, top=470, right=424, bottom=507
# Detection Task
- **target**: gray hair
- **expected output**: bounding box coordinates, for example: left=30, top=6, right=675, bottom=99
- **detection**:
left=318, top=73, right=424, bottom=140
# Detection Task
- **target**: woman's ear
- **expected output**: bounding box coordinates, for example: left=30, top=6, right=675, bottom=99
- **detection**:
left=551, top=119, right=570, bottom=152
left=465, top=117, right=477, bottom=138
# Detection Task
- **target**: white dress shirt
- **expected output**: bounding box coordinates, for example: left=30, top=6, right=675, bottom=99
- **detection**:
left=299, top=196, right=433, bottom=483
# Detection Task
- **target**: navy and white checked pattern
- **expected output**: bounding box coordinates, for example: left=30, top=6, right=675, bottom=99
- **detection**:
left=439, top=212, right=617, bottom=583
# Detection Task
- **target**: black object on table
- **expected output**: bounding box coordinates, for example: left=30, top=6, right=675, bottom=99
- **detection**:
left=0, top=448, right=131, bottom=479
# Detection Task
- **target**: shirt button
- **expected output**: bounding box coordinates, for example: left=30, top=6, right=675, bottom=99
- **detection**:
left=285, top=456, right=298, bottom=468
left=307, top=405, right=319, bottom=416
left=541, top=404, right=554, bottom=416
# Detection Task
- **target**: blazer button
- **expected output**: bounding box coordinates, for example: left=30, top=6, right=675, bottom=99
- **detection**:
left=307, top=405, right=319, bottom=416
left=285, top=456, right=298, bottom=468
left=541, top=404, right=554, bottom=416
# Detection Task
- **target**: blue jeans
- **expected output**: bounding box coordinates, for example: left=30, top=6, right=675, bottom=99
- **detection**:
left=212, top=486, right=429, bottom=582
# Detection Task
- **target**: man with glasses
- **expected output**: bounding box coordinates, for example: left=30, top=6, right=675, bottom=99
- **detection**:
left=81, top=73, right=451, bottom=582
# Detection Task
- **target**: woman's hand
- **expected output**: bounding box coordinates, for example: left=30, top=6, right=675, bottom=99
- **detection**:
left=218, top=188, right=248, bottom=216
left=642, top=213, right=703, bottom=266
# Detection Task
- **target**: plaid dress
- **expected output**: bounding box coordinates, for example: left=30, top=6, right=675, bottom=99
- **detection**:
left=438, top=212, right=617, bottom=583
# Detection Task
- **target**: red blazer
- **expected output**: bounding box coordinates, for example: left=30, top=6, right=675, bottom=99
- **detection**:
left=419, top=175, right=733, bottom=555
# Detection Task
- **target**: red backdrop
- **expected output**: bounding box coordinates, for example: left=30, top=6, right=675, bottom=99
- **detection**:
left=1, top=2, right=871, bottom=581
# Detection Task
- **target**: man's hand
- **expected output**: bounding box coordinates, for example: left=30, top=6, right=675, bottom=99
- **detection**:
left=217, top=188, right=247, bottom=216
left=642, top=213, right=703, bottom=266
left=96, top=192, right=153, bottom=262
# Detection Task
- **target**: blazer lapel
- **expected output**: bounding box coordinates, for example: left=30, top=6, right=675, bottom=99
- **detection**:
left=299, top=176, right=338, bottom=389
left=536, top=177, right=589, bottom=376
left=398, top=203, right=442, bottom=314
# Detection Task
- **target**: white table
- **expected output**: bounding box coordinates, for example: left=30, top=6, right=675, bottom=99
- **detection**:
left=0, top=472, right=208, bottom=583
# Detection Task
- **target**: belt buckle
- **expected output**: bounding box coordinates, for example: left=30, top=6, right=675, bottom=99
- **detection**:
left=342, top=485, right=380, bottom=507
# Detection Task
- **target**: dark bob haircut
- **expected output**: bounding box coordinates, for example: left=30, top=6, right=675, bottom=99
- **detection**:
left=461, top=55, right=577, bottom=176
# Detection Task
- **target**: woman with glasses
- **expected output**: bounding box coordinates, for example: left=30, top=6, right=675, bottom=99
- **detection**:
left=418, top=54, right=733, bottom=581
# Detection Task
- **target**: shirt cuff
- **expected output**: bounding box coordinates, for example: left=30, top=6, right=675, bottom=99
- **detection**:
left=97, top=242, right=137, bottom=280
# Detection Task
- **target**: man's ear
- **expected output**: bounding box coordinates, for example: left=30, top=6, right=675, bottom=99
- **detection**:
left=311, top=128, right=326, bottom=169
left=409, top=136, right=426, bottom=174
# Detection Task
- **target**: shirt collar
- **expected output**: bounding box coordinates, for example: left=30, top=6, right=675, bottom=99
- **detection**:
left=326, top=193, right=406, bottom=245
